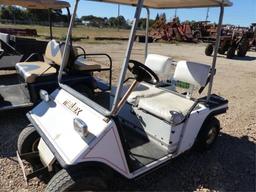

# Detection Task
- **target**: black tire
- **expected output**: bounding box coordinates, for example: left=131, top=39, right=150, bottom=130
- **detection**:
left=227, top=47, right=236, bottom=59
left=237, top=38, right=249, bottom=57
left=194, top=117, right=220, bottom=151
left=193, top=31, right=202, bottom=42
left=46, top=168, right=107, bottom=192
left=205, top=44, right=214, bottom=56
left=17, top=124, right=40, bottom=156
left=218, top=47, right=226, bottom=55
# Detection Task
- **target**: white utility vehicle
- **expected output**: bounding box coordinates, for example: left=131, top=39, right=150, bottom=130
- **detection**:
left=17, top=0, right=232, bottom=191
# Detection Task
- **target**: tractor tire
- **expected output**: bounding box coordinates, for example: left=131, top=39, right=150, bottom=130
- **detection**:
left=237, top=38, right=249, bottom=57
left=194, top=117, right=220, bottom=151
left=193, top=31, right=202, bottom=42
left=205, top=44, right=214, bottom=56
left=227, top=47, right=236, bottom=59
left=218, top=48, right=226, bottom=55
left=46, top=168, right=107, bottom=192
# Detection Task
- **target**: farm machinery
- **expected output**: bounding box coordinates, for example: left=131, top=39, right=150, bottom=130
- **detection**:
left=205, top=24, right=256, bottom=59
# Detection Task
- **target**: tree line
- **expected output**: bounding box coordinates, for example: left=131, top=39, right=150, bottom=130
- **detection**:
left=0, top=6, right=167, bottom=30
left=0, top=6, right=68, bottom=23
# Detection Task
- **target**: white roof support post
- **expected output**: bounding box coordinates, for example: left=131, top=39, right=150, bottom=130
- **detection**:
left=111, top=0, right=144, bottom=115
left=58, top=0, right=79, bottom=83
left=145, top=7, right=150, bottom=61
left=207, top=4, right=224, bottom=102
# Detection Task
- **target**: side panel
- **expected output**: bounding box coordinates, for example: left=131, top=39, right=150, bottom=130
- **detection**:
left=177, top=106, right=209, bottom=154
left=177, top=104, right=228, bottom=154
left=83, top=127, right=130, bottom=176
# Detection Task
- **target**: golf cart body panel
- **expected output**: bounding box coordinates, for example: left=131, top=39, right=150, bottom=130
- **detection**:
left=28, top=89, right=130, bottom=175
left=28, top=84, right=228, bottom=179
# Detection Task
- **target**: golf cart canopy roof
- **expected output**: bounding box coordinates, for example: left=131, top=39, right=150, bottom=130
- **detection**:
left=0, top=0, right=71, bottom=9
left=89, top=0, right=232, bottom=8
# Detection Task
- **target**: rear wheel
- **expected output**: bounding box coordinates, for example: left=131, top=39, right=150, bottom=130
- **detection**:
left=205, top=44, right=214, bottom=56
left=46, top=168, right=107, bottom=192
left=237, top=38, right=249, bottom=57
left=194, top=117, right=220, bottom=151
left=218, top=47, right=226, bottom=55
left=227, top=47, right=236, bottom=59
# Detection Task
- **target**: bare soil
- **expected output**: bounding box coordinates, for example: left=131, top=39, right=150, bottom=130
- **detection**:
left=0, top=42, right=255, bottom=191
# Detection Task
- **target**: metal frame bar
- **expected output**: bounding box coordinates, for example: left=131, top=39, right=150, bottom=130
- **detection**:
left=207, top=4, right=224, bottom=101
left=58, top=0, right=79, bottom=83
left=48, top=9, right=53, bottom=40
left=145, top=8, right=150, bottom=61
left=111, top=0, right=144, bottom=114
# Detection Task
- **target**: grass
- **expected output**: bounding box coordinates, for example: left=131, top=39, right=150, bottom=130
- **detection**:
left=0, top=23, right=134, bottom=43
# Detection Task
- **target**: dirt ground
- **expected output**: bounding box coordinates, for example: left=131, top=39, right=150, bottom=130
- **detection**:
left=0, top=42, right=255, bottom=191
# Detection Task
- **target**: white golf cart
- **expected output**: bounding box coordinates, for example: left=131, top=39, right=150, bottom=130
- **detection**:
left=0, top=0, right=112, bottom=111
left=17, top=0, right=232, bottom=191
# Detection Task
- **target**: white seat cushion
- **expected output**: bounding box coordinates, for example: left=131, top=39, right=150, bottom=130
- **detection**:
left=128, top=83, right=195, bottom=124
left=16, top=61, right=56, bottom=83
left=74, top=56, right=101, bottom=71
left=128, top=83, right=162, bottom=105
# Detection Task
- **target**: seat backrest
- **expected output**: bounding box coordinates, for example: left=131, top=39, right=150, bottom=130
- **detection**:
left=173, top=61, right=211, bottom=88
left=45, top=39, right=67, bottom=66
left=145, top=54, right=173, bottom=82
left=0, top=32, right=10, bottom=44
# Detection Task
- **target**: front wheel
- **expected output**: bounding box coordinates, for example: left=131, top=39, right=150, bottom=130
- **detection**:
left=194, top=117, right=220, bottom=151
left=46, top=168, right=107, bottom=192
left=17, top=124, right=40, bottom=158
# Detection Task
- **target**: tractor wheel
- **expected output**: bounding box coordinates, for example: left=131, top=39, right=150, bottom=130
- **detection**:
left=194, top=117, right=220, bottom=151
left=227, top=47, right=236, bottom=59
left=218, top=48, right=226, bottom=55
left=205, top=44, right=214, bottom=56
left=237, top=38, right=249, bottom=57
left=46, top=168, right=107, bottom=192
left=193, top=31, right=202, bottom=42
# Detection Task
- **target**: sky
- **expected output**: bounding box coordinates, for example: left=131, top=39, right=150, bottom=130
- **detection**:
left=67, top=0, right=255, bottom=27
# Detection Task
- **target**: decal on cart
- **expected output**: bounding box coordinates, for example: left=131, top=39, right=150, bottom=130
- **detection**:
left=63, top=99, right=83, bottom=116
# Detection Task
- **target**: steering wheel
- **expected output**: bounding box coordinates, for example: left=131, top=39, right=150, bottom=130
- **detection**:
left=128, top=60, right=159, bottom=84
